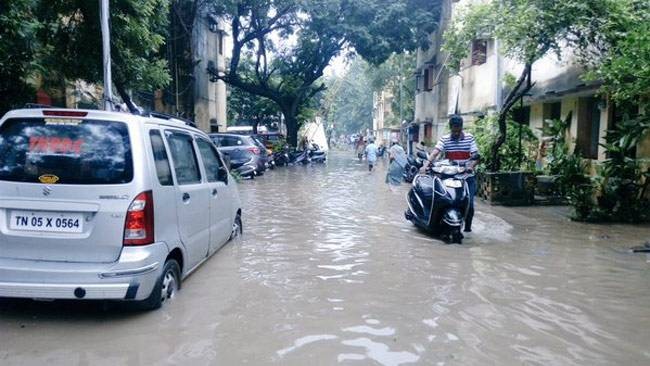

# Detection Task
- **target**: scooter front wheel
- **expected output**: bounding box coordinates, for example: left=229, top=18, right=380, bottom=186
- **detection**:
left=449, top=227, right=463, bottom=244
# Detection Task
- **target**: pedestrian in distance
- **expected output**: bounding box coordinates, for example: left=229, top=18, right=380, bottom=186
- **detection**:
left=386, top=138, right=407, bottom=187
left=365, top=138, right=378, bottom=171
left=355, top=135, right=366, bottom=161
left=422, top=115, right=480, bottom=232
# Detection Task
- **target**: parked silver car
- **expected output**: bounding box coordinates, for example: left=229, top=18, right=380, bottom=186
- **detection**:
left=0, top=108, right=242, bottom=309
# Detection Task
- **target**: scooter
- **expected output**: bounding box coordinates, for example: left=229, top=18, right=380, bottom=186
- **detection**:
left=288, top=148, right=311, bottom=165
left=272, top=145, right=291, bottom=167
left=403, top=154, right=425, bottom=183
left=404, top=154, right=471, bottom=244
left=308, top=143, right=327, bottom=164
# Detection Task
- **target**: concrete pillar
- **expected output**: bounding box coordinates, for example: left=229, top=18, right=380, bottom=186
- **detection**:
left=192, top=10, right=227, bottom=133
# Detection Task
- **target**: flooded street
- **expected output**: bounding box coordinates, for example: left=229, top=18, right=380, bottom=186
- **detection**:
left=1, top=151, right=650, bottom=365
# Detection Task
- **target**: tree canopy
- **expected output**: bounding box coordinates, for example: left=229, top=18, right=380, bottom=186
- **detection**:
left=38, top=0, right=171, bottom=108
left=322, top=52, right=415, bottom=136
left=0, top=0, right=42, bottom=113
left=207, top=0, right=442, bottom=145
left=0, top=0, right=171, bottom=114
left=323, top=59, right=374, bottom=135
left=442, top=0, right=648, bottom=171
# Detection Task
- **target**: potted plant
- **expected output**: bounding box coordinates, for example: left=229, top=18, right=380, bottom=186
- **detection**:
left=470, top=114, right=538, bottom=205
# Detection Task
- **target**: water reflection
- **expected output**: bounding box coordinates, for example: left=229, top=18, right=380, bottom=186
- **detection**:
left=1, top=152, right=649, bottom=365
left=234, top=152, right=650, bottom=365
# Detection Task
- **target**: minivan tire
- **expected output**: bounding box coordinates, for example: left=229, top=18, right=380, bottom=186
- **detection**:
left=230, top=213, right=243, bottom=241
left=136, top=259, right=180, bottom=310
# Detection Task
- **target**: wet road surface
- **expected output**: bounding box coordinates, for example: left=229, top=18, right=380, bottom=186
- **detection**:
left=1, top=151, right=650, bottom=365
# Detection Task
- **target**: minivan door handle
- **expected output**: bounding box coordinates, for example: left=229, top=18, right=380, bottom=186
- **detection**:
left=182, top=192, right=190, bottom=202
left=212, top=188, right=218, bottom=196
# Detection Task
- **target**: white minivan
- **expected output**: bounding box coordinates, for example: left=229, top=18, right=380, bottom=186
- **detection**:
left=0, top=108, right=242, bottom=309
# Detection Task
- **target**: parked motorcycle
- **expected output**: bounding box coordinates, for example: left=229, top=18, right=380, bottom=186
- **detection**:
left=272, top=146, right=291, bottom=167
left=404, top=155, right=471, bottom=244
left=403, top=154, right=425, bottom=183
left=270, top=144, right=289, bottom=167
left=288, top=148, right=311, bottom=165
left=308, top=143, right=327, bottom=164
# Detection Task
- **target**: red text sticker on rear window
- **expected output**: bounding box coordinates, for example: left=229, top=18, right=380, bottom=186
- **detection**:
left=29, top=136, right=84, bottom=155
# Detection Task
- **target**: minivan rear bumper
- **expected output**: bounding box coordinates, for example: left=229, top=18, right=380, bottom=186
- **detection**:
left=0, top=242, right=168, bottom=301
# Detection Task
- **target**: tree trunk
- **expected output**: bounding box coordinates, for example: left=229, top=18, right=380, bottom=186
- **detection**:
left=489, top=63, right=534, bottom=172
left=252, top=119, right=259, bottom=134
left=285, top=113, right=299, bottom=147
left=114, top=82, right=139, bottom=114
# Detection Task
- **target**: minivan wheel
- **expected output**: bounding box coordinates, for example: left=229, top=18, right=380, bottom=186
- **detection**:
left=136, top=259, right=180, bottom=310
left=230, top=213, right=243, bottom=241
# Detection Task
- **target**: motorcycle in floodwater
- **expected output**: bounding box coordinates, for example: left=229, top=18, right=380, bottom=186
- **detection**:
left=404, top=155, right=471, bottom=244
left=272, top=145, right=291, bottom=167
left=403, top=154, right=425, bottom=183
left=288, top=148, right=311, bottom=165
left=308, top=143, right=327, bottom=164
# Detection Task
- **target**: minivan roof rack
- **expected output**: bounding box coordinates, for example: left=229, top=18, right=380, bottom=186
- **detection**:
left=24, top=103, right=54, bottom=109
left=146, top=111, right=197, bottom=128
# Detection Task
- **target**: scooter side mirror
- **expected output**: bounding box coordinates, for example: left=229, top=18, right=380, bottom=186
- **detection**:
left=416, top=151, right=428, bottom=160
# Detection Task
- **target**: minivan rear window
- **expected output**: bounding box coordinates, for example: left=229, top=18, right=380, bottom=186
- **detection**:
left=0, top=118, right=133, bottom=184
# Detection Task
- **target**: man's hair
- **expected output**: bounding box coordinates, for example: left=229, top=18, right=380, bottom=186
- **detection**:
left=449, top=114, right=463, bottom=127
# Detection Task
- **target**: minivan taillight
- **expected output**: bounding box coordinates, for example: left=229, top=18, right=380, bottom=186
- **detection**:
left=123, top=191, right=154, bottom=246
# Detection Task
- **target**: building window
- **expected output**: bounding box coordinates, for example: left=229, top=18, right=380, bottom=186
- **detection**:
left=576, top=97, right=601, bottom=159
left=471, top=39, right=487, bottom=66
left=542, top=102, right=562, bottom=133
left=423, top=68, right=430, bottom=91
left=423, top=65, right=435, bottom=91
left=218, top=32, right=224, bottom=56
left=424, top=123, right=433, bottom=141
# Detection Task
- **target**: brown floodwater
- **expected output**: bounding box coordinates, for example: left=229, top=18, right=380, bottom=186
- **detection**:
left=1, top=151, right=649, bottom=365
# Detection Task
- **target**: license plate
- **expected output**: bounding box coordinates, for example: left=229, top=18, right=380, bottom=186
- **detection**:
left=443, top=179, right=463, bottom=188
left=10, top=210, right=83, bottom=233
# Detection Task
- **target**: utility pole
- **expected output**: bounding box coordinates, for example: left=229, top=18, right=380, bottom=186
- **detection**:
left=495, top=38, right=503, bottom=112
left=100, top=0, right=113, bottom=111
left=399, top=55, right=403, bottom=124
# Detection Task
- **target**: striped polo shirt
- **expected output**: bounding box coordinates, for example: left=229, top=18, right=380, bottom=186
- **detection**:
left=435, top=132, right=478, bottom=163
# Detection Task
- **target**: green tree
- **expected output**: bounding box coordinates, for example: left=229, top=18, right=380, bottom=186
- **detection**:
left=445, top=0, right=650, bottom=220
left=207, top=0, right=442, bottom=146
left=324, top=59, right=374, bottom=135
left=443, top=0, right=620, bottom=171
left=365, top=52, right=416, bottom=126
left=36, top=0, right=171, bottom=110
left=0, top=0, right=42, bottom=114
left=228, top=86, right=280, bottom=133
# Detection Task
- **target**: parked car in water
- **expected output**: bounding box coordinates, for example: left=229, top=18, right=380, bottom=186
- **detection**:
left=250, top=135, right=275, bottom=169
left=252, top=132, right=285, bottom=150
left=209, top=133, right=267, bottom=176
left=0, top=108, right=242, bottom=310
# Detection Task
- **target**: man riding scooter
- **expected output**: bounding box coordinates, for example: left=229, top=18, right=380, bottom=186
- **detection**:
left=422, top=115, right=480, bottom=232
